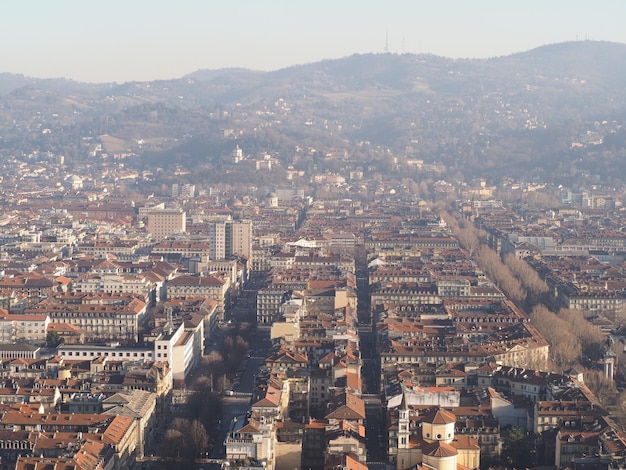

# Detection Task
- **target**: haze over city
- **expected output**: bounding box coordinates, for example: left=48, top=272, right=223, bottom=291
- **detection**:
left=4, top=1, right=626, bottom=469
left=3, top=0, right=626, bottom=83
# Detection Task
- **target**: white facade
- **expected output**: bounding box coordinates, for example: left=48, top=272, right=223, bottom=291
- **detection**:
left=73, top=273, right=152, bottom=298
left=0, top=314, right=50, bottom=344
left=156, top=321, right=204, bottom=383
left=58, top=320, right=203, bottom=384
left=208, top=221, right=227, bottom=260
left=58, top=343, right=154, bottom=361
left=29, top=298, right=148, bottom=343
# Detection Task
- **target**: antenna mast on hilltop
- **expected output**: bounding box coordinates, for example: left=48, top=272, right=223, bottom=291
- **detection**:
left=385, top=29, right=389, bottom=53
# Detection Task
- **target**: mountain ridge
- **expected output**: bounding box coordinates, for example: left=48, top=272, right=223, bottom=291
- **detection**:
left=2, top=40, right=626, bottom=184
left=2, top=40, right=625, bottom=92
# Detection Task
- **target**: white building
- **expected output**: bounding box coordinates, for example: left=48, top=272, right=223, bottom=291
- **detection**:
left=154, top=316, right=204, bottom=385
left=0, top=313, right=50, bottom=344
left=72, top=273, right=153, bottom=299
left=57, top=317, right=203, bottom=385
left=26, top=296, right=148, bottom=343
left=166, top=274, right=230, bottom=315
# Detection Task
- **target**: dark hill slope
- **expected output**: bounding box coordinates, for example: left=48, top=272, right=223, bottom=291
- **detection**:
left=1, top=41, right=626, bottom=181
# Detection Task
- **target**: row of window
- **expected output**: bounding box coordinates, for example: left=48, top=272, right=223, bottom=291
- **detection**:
left=0, top=441, right=31, bottom=449
left=1, top=328, right=45, bottom=334
left=63, top=350, right=151, bottom=358
left=52, top=312, right=136, bottom=319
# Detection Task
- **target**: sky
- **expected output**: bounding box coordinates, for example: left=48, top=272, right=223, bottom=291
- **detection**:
left=2, top=0, right=626, bottom=83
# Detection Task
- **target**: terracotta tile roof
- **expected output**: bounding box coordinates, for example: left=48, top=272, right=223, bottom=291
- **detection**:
left=48, top=322, right=84, bottom=335
left=238, top=420, right=261, bottom=433
left=450, top=434, right=480, bottom=451
left=252, top=385, right=282, bottom=408
left=423, top=440, right=458, bottom=457
left=325, top=391, right=366, bottom=421
left=102, top=414, right=134, bottom=445
left=423, top=408, right=456, bottom=425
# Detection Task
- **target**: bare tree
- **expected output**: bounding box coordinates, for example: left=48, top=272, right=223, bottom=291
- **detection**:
left=162, top=418, right=210, bottom=460
left=476, top=245, right=525, bottom=304
left=504, top=253, right=549, bottom=306
left=161, top=428, right=185, bottom=459
left=614, top=390, right=626, bottom=428
left=530, top=305, right=581, bottom=370
left=186, top=419, right=210, bottom=458
left=559, top=308, right=605, bottom=361
left=584, top=369, right=616, bottom=406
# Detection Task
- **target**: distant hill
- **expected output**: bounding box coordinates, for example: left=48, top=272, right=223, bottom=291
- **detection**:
left=501, top=41, right=626, bottom=85
left=2, top=41, right=626, bottom=182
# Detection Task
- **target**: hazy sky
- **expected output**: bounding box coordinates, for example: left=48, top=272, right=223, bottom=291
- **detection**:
left=3, top=0, right=625, bottom=83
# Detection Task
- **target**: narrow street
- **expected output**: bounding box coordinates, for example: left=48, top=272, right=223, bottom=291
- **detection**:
left=209, top=325, right=270, bottom=460
left=355, top=246, right=387, bottom=465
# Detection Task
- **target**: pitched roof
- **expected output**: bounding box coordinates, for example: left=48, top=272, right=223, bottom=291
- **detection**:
left=423, top=440, right=458, bottom=457
left=252, top=385, right=282, bottom=408
left=423, top=408, right=456, bottom=425
left=325, top=391, right=366, bottom=421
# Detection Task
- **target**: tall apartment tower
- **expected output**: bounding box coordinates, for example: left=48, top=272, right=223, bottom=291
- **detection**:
left=208, top=220, right=252, bottom=260
left=172, top=183, right=196, bottom=198
left=147, top=208, right=186, bottom=241
left=228, top=221, right=252, bottom=260
left=208, top=221, right=227, bottom=260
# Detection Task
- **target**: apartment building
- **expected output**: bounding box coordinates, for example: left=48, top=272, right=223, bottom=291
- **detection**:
left=72, top=272, right=153, bottom=299
left=25, top=296, right=148, bottom=343
left=207, top=220, right=252, bottom=260
left=147, top=208, right=186, bottom=241
left=58, top=317, right=203, bottom=384
left=0, top=410, right=138, bottom=470
left=166, top=274, right=230, bottom=315
left=0, top=312, right=50, bottom=344
left=0, top=274, right=55, bottom=306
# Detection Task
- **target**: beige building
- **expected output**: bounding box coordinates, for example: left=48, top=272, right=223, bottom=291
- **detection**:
left=208, top=220, right=252, bottom=260
left=229, top=220, right=253, bottom=260
left=393, top=403, right=480, bottom=470
left=25, top=296, right=148, bottom=343
left=72, top=272, right=153, bottom=299
left=103, top=390, right=158, bottom=458
left=147, top=208, right=186, bottom=241
left=166, top=274, right=230, bottom=315
left=0, top=410, right=138, bottom=470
